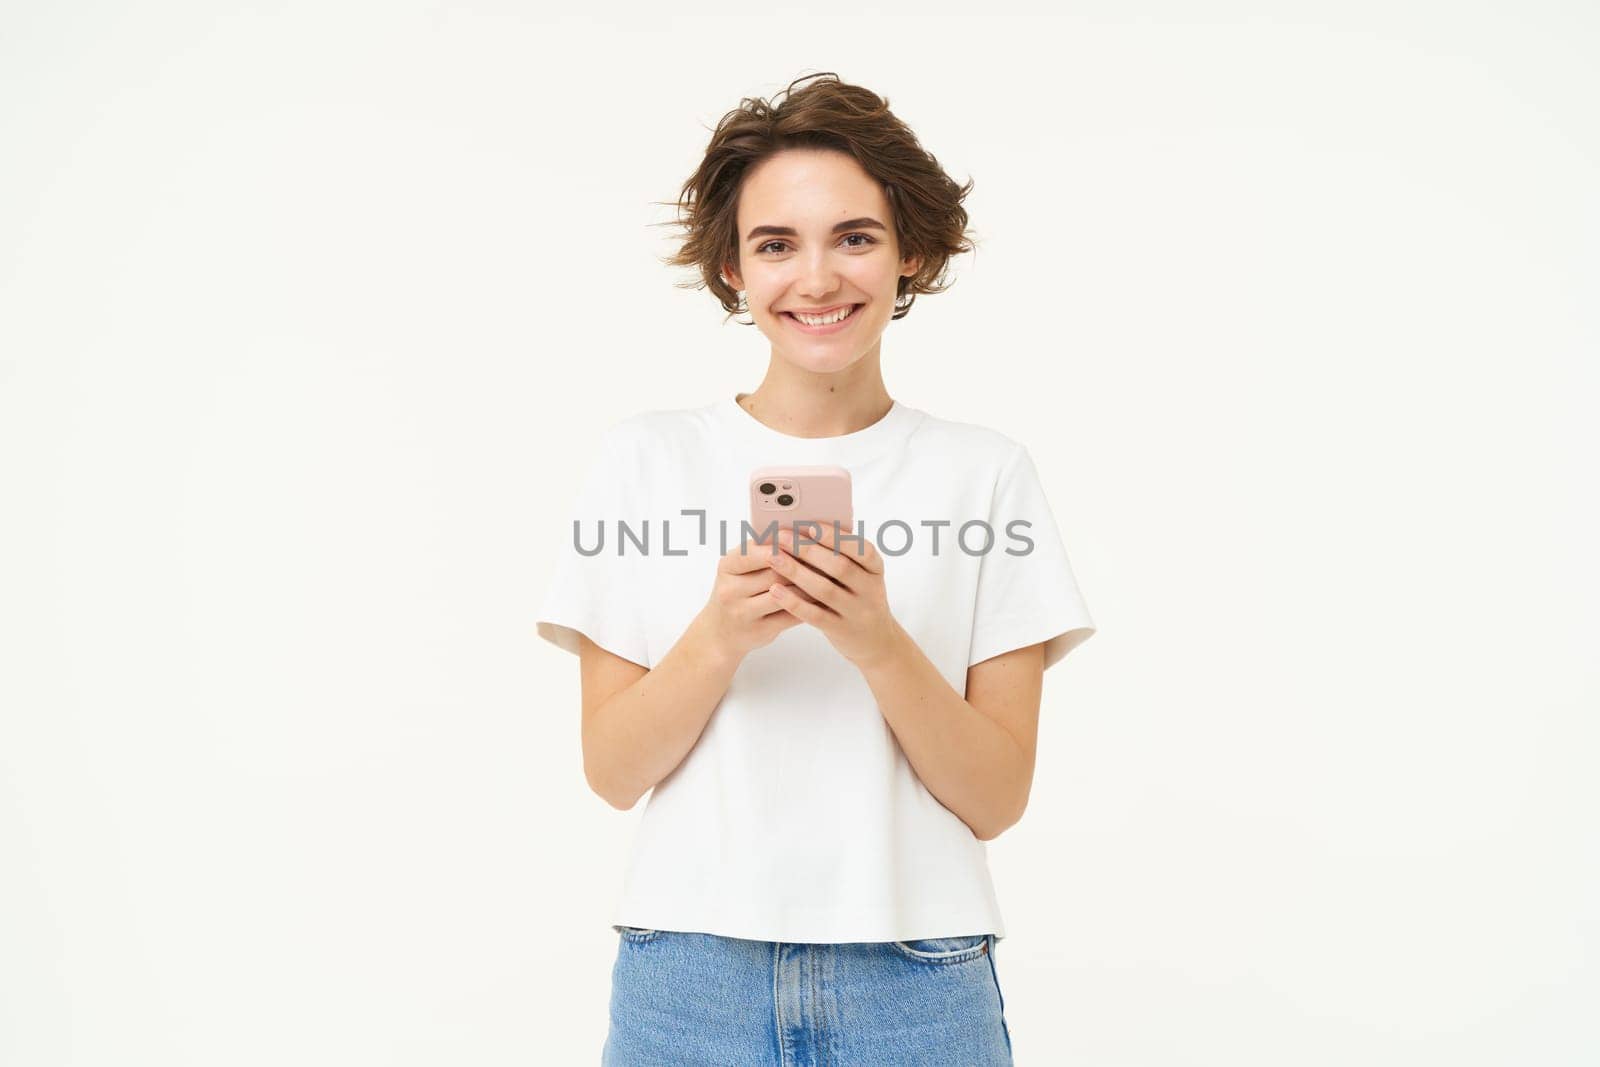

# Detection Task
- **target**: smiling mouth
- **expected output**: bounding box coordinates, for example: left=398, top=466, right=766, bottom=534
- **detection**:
left=782, top=304, right=862, bottom=328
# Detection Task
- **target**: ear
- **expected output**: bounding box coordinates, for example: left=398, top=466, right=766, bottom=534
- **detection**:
left=722, top=262, right=744, bottom=290
left=900, top=253, right=922, bottom=277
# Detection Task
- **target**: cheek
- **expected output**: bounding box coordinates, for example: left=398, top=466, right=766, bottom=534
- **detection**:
left=748, top=260, right=897, bottom=300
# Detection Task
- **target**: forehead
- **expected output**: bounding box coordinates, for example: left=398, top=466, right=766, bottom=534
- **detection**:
left=737, top=149, right=888, bottom=227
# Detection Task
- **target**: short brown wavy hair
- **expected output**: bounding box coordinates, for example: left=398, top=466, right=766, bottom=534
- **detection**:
left=655, top=73, right=978, bottom=324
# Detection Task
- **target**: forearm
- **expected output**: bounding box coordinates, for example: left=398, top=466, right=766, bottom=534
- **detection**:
left=855, top=624, right=1026, bottom=840
left=584, top=611, right=741, bottom=809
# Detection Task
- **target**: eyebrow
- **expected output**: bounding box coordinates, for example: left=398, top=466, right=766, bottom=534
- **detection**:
left=744, top=217, right=887, bottom=243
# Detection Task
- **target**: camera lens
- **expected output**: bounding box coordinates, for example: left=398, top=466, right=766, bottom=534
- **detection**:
left=759, top=482, right=776, bottom=495
left=776, top=493, right=794, bottom=506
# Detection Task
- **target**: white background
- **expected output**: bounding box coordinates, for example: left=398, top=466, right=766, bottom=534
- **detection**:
left=3, top=3, right=1596, bottom=1064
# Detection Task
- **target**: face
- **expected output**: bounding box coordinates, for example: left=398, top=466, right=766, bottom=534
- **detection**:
left=723, top=148, right=921, bottom=375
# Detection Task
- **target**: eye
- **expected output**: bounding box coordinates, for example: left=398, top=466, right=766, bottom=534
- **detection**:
left=756, top=233, right=879, bottom=256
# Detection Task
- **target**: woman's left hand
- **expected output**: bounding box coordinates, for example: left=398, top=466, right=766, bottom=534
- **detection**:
left=762, top=523, right=906, bottom=669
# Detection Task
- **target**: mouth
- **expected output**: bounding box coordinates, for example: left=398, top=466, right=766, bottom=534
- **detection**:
left=781, top=303, right=863, bottom=334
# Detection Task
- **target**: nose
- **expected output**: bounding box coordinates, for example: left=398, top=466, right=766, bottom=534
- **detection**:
left=795, top=249, right=841, bottom=301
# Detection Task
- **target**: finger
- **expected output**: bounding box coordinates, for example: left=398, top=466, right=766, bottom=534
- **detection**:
left=751, top=584, right=819, bottom=617
left=745, top=524, right=805, bottom=554
left=767, top=548, right=843, bottom=608
left=722, top=540, right=791, bottom=575
left=767, top=576, right=824, bottom=608
left=853, top=530, right=884, bottom=575
left=776, top=527, right=852, bottom=581
left=748, top=588, right=789, bottom=617
left=761, top=603, right=806, bottom=636
left=724, top=570, right=793, bottom=603
left=781, top=533, right=856, bottom=589
left=804, top=523, right=882, bottom=575
left=770, top=580, right=836, bottom=624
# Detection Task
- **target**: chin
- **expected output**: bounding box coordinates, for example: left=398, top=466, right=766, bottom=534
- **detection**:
left=773, top=347, right=868, bottom=375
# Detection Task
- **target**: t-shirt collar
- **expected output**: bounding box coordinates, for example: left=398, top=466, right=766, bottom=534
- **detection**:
left=715, top=393, right=924, bottom=466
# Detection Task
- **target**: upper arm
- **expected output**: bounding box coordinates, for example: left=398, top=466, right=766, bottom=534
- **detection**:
left=965, top=443, right=1096, bottom=673
left=577, top=633, right=649, bottom=726
left=965, top=641, right=1046, bottom=813
left=577, top=635, right=649, bottom=805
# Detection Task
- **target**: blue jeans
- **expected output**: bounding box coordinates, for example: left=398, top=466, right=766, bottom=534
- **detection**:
left=602, top=926, right=1014, bottom=1066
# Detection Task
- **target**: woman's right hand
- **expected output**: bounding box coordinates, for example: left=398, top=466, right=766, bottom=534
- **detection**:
left=695, top=535, right=813, bottom=662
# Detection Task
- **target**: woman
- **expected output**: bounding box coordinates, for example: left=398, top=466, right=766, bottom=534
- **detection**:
left=537, top=72, right=1096, bottom=1066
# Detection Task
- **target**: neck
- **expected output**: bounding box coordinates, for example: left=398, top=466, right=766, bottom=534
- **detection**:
left=737, top=359, right=893, bottom=439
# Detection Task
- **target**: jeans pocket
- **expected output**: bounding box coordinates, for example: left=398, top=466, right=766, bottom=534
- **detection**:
left=889, top=933, right=990, bottom=964
left=612, top=924, right=664, bottom=943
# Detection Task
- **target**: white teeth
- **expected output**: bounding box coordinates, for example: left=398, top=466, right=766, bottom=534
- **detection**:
left=792, top=305, right=855, bottom=326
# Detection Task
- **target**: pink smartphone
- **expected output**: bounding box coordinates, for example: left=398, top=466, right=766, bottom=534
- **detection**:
left=748, top=465, right=853, bottom=548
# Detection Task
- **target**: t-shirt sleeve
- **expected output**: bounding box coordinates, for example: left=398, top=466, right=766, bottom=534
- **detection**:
left=535, top=428, right=651, bottom=669
left=968, top=444, right=1097, bottom=672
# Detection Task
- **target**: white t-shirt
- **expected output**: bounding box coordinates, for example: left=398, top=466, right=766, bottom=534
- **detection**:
left=536, top=394, right=1095, bottom=944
